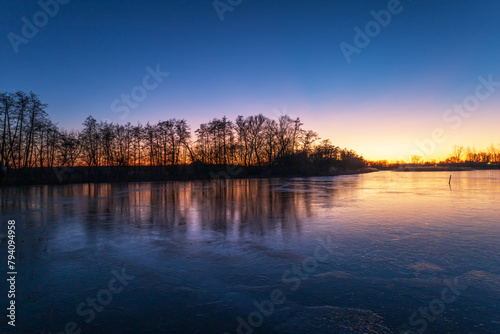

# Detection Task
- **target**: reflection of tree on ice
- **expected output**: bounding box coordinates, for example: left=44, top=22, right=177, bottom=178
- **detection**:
left=0, top=160, right=6, bottom=182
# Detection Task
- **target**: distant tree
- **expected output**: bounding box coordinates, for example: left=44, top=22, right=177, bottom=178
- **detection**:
left=313, top=139, right=339, bottom=160
left=0, top=91, right=50, bottom=168
left=465, top=146, right=477, bottom=162
left=57, top=129, right=80, bottom=167
left=0, top=92, right=16, bottom=167
left=80, top=116, right=100, bottom=167
left=263, top=118, right=278, bottom=164
left=1, top=91, right=372, bottom=172
left=450, top=145, right=464, bottom=163
left=411, top=155, right=422, bottom=164
left=487, top=144, right=499, bottom=163
left=174, top=119, right=191, bottom=164
left=235, top=115, right=251, bottom=166
left=301, top=130, right=319, bottom=155
left=131, top=123, right=144, bottom=166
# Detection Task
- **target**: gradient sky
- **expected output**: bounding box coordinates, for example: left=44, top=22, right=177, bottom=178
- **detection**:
left=1, top=0, right=500, bottom=161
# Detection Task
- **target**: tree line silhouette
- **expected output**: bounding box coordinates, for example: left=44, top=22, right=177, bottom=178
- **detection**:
left=0, top=91, right=365, bottom=174
left=444, top=144, right=500, bottom=164
left=369, top=143, right=500, bottom=169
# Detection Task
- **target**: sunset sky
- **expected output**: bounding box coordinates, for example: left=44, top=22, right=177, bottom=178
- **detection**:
left=1, top=0, right=499, bottom=162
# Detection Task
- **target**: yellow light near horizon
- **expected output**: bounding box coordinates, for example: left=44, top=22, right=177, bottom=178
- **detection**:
left=359, top=148, right=415, bottom=162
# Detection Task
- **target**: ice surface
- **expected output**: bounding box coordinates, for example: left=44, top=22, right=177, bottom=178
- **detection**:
left=1, top=171, right=499, bottom=333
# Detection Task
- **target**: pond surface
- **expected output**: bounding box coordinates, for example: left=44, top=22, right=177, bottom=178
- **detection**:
left=1, top=171, right=500, bottom=333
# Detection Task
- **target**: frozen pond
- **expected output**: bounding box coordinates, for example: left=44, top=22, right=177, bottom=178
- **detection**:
left=1, top=171, right=500, bottom=333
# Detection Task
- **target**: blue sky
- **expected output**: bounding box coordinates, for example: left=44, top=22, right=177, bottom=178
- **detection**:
left=1, top=0, right=500, bottom=160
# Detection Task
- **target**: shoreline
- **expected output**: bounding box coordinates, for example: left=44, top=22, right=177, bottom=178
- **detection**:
left=0, top=165, right=378, bottom=187
left=2, top=165, right=499, bottom=187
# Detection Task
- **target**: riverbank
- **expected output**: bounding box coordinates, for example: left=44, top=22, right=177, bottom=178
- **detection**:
left=374, top=162, right=500, bottom=172
left=0, top=165, right=378, bottom=187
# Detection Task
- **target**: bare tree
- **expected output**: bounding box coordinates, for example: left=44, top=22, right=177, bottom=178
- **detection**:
left=80, top=116, right=100, bottom=167
left=301, top=130, right=319, bottom=155
left=1, top=91, right=372, bottom=172
left=451, top=145, right=464, bottom=163
left=411, top=155, right=422, bottom=164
